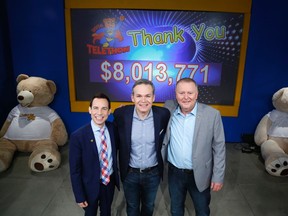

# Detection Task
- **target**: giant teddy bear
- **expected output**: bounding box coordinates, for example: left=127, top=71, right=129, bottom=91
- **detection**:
left=0, top=74, right=68, bottom=172
left=254, top=87, right=288, bottom=177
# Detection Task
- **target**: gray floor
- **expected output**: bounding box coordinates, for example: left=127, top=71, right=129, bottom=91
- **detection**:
left=0, top=143, right=288, bottom=216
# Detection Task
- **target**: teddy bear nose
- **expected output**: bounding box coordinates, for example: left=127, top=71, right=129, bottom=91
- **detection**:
left=17, top=95, right=24, bottom=101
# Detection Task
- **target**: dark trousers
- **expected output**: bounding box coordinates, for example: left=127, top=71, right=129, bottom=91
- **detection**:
left=84, top=174, right=115, bottom=216
left=168, top=163, right=211, bottom=216
left=123, top=167, right=160, bottom=216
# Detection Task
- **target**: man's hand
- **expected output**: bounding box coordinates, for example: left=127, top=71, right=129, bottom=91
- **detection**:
left=211, top=182, right=223, bottom=192
left=78, top=201, right=88, bottom=208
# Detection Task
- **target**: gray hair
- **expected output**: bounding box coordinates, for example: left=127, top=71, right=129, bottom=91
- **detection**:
left=132, top=79, right=155, bottom=95
left=176, top=78, right=198, bottom=91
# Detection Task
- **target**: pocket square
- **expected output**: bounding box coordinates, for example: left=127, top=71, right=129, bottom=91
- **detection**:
left=159, top=129, right=164, bottom=135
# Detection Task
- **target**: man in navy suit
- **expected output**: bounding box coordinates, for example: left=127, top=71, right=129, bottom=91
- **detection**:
left=113, top=79, right=170, bottom=216
left=69, top=93, right=119, bottom=216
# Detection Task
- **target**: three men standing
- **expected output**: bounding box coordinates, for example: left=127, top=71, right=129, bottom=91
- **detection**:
left=69, top=78, right=225, bottom=216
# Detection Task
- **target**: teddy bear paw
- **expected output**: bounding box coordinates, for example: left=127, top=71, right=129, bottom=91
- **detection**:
left=0, top=160, right=6, bottom=172
left=29, top=151, right=60, bottom=172
left=266, top=157, right=288, bottom=177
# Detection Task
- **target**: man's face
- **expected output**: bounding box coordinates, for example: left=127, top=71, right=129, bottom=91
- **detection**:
left=103, top=18, right=116, bottom=29
left=89, top=98, right=111, bottom=127
left=176, top=81, right=198, bottom=115
left=131, top=84, right=155, bottom=117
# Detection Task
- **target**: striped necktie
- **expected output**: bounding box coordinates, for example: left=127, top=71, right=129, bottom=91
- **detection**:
left=100, top=127, right=110, bottom=185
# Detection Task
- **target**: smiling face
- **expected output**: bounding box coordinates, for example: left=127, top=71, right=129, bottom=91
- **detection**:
left=103, top=18, right=116, bottom=30
left=176, top=79, right=198, bottom=115
left=89, top=98, right=111, bottom=128
left=131, top=83, right=155, bottom=119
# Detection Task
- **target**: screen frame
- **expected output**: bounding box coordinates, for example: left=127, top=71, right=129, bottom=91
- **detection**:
left=65, top=0, right=252, bottom=116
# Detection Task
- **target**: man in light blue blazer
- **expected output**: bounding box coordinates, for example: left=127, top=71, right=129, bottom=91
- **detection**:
left=163, top=78, right=226, bottom=216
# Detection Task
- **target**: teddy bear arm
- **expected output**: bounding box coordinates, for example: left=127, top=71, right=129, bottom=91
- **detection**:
left=254, top=115, right=271, bottom=146
left=0, top=120, right=11, bottom=138
left=50, top=118, right=68, bottom=146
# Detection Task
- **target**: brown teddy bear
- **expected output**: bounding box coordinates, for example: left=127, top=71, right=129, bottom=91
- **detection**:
left=254, top=87, right=288, bottom=177
left=0, top=74, right=68, bottom=172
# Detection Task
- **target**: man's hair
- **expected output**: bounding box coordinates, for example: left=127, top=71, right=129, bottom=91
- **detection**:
left=132, top=79, right=155, bottom=95
left=89, top=93, right=111, bottom=109
left=176, top=78, right=198, bottom=90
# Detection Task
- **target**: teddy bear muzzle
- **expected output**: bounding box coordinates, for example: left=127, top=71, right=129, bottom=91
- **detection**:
left=17, top=90, right=34, bottom=107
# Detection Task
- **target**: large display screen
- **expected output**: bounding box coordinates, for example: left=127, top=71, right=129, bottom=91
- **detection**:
left=65, top=0, right=252, bottom=116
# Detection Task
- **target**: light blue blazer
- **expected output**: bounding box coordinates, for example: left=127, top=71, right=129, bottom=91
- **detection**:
left=163, top=100, right=226, bottom=192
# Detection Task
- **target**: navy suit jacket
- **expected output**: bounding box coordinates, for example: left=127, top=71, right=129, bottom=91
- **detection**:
left=113, top=105, right=170, bottom=182
left=69, top=121, right=119, bottom=203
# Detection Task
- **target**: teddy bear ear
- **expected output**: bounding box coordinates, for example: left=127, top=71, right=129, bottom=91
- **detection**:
left=16, top=74, right=29, bottom=83
left=46, top=80, right=57, bottom=95
left=272, top=88, right=284, bottom=101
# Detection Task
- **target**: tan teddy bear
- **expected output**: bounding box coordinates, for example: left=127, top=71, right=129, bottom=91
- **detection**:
left=0, top=74, right=68, bottom=172
left=254, top=87, right=288, bottom=177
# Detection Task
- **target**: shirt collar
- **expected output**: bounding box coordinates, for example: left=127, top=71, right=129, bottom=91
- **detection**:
left=176, top=102, right=198, bottom=116
left=133, top=107, right=153, bottom=120
left=90, top=120, right=106, bottom=132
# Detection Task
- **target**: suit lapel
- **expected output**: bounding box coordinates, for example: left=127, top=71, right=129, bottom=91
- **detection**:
left=152, top=107, right=161, bottom=148
left=126, top=106, right=134, bottom=151
left=193, top=103, right=203, bottom=152
left=86, top=124, right=99, bottom=157
left=166, top=101, right=178, bottom=144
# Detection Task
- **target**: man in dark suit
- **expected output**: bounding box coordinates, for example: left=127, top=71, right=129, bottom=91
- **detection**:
left=69, top=93, right=119, bottom=216
left=113, top=79, right=170, bottom=216
left=164, top=78, right=226, bottom=216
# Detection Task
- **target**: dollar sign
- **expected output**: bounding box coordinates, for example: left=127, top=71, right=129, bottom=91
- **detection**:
left=101, top=61, right=112, bottom=82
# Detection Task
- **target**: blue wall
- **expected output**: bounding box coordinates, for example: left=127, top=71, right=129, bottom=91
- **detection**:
left=1, top=0, right=287, bottom=142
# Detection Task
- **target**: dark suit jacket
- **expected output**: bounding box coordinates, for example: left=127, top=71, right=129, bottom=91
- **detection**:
left=69, top=121, right=119, bottom=203
left=113, top=105, right=170, bottom=182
